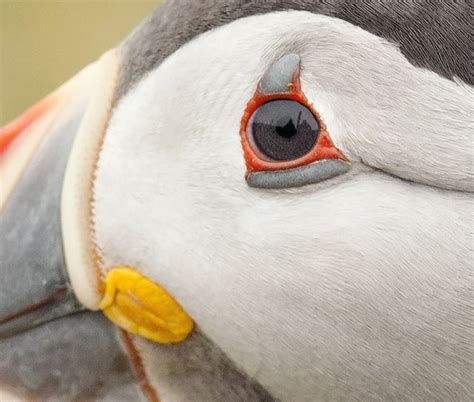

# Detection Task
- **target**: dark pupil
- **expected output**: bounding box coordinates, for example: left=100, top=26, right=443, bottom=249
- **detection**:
left=249, top=100, right=320, bottom=161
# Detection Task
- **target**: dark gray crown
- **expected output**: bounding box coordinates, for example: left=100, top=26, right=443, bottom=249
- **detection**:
left=118, top=0, right=472, bottom=100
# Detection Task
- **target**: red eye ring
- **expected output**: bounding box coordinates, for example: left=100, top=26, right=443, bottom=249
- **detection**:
left=240, top=66, right=347, bottom=176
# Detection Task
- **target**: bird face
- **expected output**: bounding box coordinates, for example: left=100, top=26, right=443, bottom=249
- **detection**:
left=88, top=12, right=471, bottom=400
left=1, top=7, right=472, bottom=402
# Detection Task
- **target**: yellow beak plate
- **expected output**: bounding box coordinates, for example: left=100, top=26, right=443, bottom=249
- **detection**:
left=99, top=266, right=194, bottom=343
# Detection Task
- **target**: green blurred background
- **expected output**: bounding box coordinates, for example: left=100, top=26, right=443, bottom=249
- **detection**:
left=0, top=0, right=158, bottom=125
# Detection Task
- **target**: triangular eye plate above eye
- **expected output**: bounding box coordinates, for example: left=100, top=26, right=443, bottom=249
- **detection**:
left=240, top=54, right=350, bottom=188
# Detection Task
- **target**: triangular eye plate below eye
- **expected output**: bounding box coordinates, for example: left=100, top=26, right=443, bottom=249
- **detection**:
left=240, top=54, right=349, bottom=185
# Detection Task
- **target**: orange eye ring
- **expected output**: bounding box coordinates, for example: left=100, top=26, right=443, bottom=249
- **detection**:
left=240, top=64, right=347, bottom=177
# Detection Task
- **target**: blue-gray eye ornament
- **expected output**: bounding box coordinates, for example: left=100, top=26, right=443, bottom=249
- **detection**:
left=240, top=54, right=350, bottom=188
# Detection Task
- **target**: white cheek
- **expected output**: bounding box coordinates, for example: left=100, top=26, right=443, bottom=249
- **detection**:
left=93, top=10, right=472, bottom=401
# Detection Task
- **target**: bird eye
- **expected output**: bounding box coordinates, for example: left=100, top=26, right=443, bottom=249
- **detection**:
left=240, top=54, right=350, bottom=189
left=247, top=100, right=320, bottom=162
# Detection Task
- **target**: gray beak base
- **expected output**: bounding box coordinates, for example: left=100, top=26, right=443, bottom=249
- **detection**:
left=0, top=84, right=145, bottom=400
left=0, top=98, right=86, bottom=340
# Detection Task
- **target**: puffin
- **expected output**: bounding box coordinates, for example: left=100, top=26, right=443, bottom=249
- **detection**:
left=0, top=1, right=472, bottom=400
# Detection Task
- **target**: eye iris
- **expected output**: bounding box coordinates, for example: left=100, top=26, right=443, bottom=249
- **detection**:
left=248, top=100, right=320, bottom=161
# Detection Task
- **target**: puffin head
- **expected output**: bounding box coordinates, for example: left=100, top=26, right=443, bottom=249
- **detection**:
left=1, top=1, right=472, bottom=401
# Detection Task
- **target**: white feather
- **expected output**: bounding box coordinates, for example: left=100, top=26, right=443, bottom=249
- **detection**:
left=93, top=11, right=473, bottom=401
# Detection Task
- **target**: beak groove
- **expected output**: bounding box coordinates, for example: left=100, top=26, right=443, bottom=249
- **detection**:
left=0, top=288, right=84, bottom=340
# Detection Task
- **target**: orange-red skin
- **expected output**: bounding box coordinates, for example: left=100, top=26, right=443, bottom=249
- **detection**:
left=240, top=67, right=347, bottom=176
left=0, top=93, right=59, bottom=155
